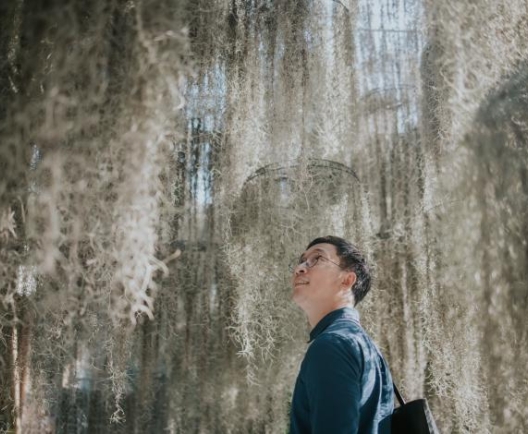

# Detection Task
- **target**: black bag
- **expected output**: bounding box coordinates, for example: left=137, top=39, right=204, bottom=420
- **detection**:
left=391, top=382, right=440, bottom=434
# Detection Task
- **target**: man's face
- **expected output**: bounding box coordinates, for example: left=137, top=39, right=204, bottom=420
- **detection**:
left=291, top=243, right=348, bottom=309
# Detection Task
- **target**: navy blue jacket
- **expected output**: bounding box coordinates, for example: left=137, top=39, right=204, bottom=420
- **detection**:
left=290, top=307, right=393, bottom=434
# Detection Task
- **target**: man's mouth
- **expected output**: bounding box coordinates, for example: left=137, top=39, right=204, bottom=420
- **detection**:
left=294, top=281, right=309, bottom=286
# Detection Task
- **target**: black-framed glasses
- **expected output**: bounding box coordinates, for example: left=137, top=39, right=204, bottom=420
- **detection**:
left=288, top=254, right=343, bottom=273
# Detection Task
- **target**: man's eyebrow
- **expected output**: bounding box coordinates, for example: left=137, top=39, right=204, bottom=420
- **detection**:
left=299, top=248, right=325, bottom=262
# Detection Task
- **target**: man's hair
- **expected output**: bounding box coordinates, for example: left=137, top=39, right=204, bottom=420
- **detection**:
left=306, top=235, right=371, bottom=306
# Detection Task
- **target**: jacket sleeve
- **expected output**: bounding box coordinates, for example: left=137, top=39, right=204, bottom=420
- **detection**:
left=304, top=334, right=363, bottom=434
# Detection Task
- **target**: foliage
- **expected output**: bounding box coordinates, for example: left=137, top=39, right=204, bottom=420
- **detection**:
left=1, top=0, right=528, bottom=432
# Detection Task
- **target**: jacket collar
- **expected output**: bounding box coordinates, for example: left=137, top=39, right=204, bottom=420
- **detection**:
left=308, top=306, right=360, bottom=343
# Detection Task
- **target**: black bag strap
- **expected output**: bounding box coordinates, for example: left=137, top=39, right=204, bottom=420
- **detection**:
left=393, top=382, right=406, bottom=407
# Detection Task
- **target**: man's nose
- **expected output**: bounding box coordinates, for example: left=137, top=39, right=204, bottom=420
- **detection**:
left=294, top=265, right=307, bottom=276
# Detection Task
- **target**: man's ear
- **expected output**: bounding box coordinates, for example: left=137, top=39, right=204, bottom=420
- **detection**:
left=342, top=271, right=357, bottom=290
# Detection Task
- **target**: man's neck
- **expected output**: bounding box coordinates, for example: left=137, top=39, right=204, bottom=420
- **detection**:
left=306, top=301, right=353, bottom=329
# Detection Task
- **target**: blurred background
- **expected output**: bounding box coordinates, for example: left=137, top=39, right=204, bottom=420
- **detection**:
left=1, top=0, right=528, bottom=432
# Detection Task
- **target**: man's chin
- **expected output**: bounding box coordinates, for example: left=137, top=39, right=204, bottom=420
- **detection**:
left=291, top=289, right=307, bottom=307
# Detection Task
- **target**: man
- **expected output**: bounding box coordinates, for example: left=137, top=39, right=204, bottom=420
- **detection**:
left=290, top=235, right=393, bottom=434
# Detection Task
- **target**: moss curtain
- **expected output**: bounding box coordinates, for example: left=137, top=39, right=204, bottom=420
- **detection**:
left=1, top=0, right=528, bottom=432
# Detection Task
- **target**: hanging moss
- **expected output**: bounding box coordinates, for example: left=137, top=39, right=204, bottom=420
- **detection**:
left=1, top=0, right=528, bottom=432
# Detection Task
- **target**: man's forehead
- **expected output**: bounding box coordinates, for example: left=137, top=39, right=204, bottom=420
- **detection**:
left=301, top=243, right=337, bottom=258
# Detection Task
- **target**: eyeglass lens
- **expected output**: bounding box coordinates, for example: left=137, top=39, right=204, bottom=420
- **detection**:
left=289, top=254, right=320, bottom=271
